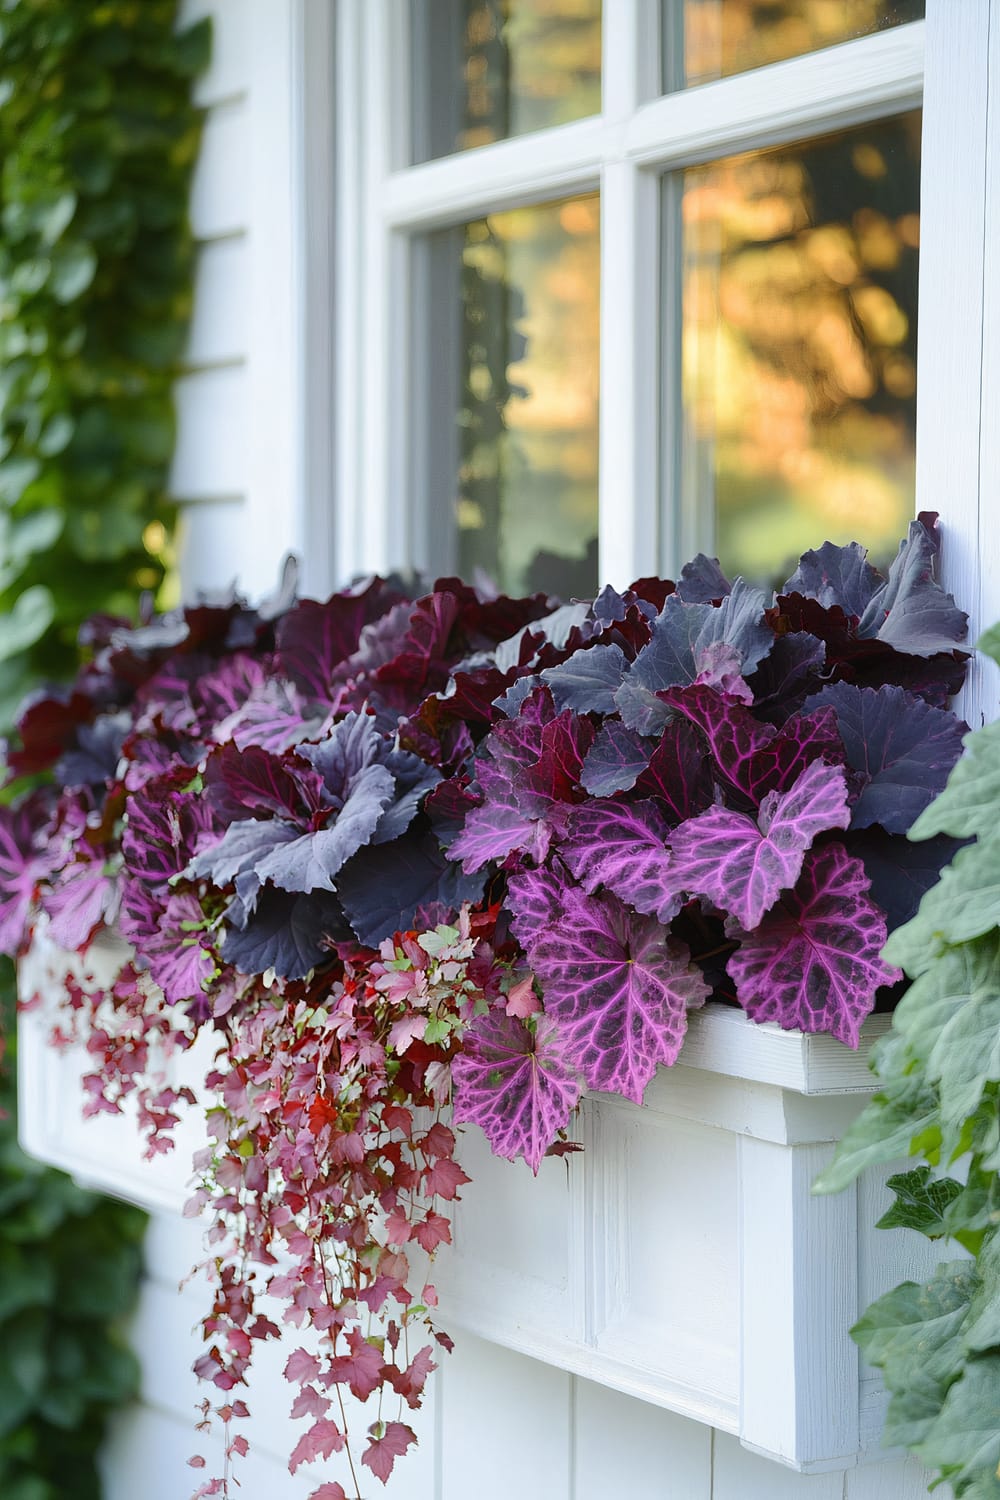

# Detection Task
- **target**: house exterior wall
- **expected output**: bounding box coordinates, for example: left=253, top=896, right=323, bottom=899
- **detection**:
left=84, top=2, right=958, bottom=1496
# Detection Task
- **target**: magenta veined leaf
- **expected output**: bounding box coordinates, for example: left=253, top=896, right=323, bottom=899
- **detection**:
left=725, top=841, right=901, bottom=1047
left=560, top=798, right=678, bottom=921
left=504, top=865, right=565, bottom=947
left=527, top=889, right=709, bottom=1102
left=452, top=1012, right=582, bottom=1173
left=665, top=758, right=851, bottom=929
left=0, top=798, right=51, bottom=953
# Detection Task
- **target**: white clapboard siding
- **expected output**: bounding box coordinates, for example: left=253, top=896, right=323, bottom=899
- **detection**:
left=180, top=0, right=251, bottom=109
left=189, top=101, right=252, bottom=242
left=171, top=368, right=248, bottom=502
left=185, top=238, right=249, bottom=368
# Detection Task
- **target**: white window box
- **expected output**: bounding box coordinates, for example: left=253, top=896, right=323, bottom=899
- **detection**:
left=17, top=931, right=932, bottom=1477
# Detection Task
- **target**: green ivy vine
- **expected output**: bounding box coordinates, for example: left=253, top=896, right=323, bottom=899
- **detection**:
left=0, top=4, right=209, bottom=1495
left=817, top=626, right=1000, bottom=1499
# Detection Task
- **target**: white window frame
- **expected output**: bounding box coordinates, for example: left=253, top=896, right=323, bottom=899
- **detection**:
left=308, top=0, right=998, bottom=720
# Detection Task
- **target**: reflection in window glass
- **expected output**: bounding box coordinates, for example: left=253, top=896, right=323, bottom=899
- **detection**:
left=427, top=196, right=599, bottom=597
left=678, top=113, right=920, bottom=584
left=411, top=0, right=602, bottom=163
left=663, top=0, right=924, bottom=90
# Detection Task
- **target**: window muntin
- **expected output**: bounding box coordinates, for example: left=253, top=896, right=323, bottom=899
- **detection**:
left=411, top=0, right=603, bottom=164
left=662, top=0, right=925, bottom=91
left=677, top=110, right=920, bottom=583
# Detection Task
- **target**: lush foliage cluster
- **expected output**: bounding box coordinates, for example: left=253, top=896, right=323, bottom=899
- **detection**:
left=3, top=517, right=971, bottom=1494
left=0, top=0, right=209, bottom=721
left=818, top=622, right=1000, bottom=1500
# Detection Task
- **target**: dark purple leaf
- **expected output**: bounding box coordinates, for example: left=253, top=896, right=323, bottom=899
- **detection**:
left=527, top=889, right=709, bottom=1101
left=849, top=827, right=968, bottom=931
left=493, top=602, right=592, bottom=673
left=123, top=775, right=218, bottom=887
left=856, top=514, right=968, bottom=656
left=452, top=1012, right=582, bottom=1173
left=257, top=762, right=395, bottom=892
left=188, top=817, right=302, bottom=896
left=227, top=679, right=324, bottom=754
left=372, top=750, right=441, bottom=842
left=0, top=798, right=54, bottom=952
left=55, top=712, right=129, bottom=788
left=725, top=842, right=900, bottom=1046
left=676, top=554, right=732, bottom=603
left=222, top=887, right=349, bottom=979
left=143, top=891, right=216, bottom=1002
left=505, top=865, right=565, bottom=948
left=633, top=717, right=716, bottom=823
left=783, top=540, right=882, bottom=616
left=744, top=630, right=826, bottom=714
left=808, top=682, right=967, bottom=833
left=561, top=799, right=677, bottom=920
left=591, top=584, right=630, bottom=626
left=665, top=759, right=851, bottom=928
left=204, top=742, right=313, bottom=823
left=540, top=643, right=629, bottom=714
left=580, top=721, right=651, bottom=796
left=338, top=834, right=486, bottom=947
left=521, top=710, right=595, bottom=804
left=494, top=674, right=541, bottom=718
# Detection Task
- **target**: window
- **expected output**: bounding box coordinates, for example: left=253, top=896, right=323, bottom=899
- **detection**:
left=331, top=2, right=988, bottom=626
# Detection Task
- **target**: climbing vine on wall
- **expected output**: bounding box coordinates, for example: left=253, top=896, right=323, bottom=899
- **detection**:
left=0, top=4, right=209, bottom=1496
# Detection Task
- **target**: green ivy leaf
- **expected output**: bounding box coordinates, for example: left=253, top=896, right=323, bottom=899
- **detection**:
left=928, top=986, right=1000, bottom=1144
left=883, top=834, right=1000, bottom=976
left=915, top=1354, right=1000, bottom=1488
left=876, top=1168, right=964, bottom=1238
left=48, top=241, right=96, bottom=303
left=0, top=586, right=55, bottom=663
left=813, top=1079, right=939, bottom=1194
left=0, top=1243, right=55, bottom=1321
left=910, top=718, right=1000, bottom=841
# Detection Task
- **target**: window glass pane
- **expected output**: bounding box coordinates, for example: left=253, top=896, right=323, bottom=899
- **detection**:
left=675, top=112, right=920, bottom=584
left=423, top=195, right=599, bottom=597
left=663, top=1, right=924, bottom=90
left=411, top=0, right=602, bottom=164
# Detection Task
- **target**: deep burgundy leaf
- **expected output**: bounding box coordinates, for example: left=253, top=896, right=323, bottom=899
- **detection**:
left=204, top=742, right=312, bottom=823
left=808, top=682, right=967, bottom=833
left=520, top=710, right=595, bottom=804
left=338, top=834, right=485, bottom=947
left=633, top=717, right=716, bottom=823
left=849, top=827, right=968, bottom=932
left=527, top=888, right=709, bottom=1101
left=744, top=630, right=826, bottom=715
left=561, top=799, right=677, bottom=920
left=275, top=580, right=406, bottom=699
left=580, top=721, right=651, bottom=796
left=452, top=1012, right=581, bottom=1173
left=665, top=759, right=850, bottom=928
left=123, top=776, right=218, bottom=887
left=725, top=842, right=900, bottom=1046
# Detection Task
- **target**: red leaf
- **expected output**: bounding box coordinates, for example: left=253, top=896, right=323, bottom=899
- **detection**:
left=284, top=1348, right=322, bottom=1385
left=362, top=1421, right=417, bottom=1483
left=229, top=1435, right=249, bottom=1457
left=324, top=1329, right=384, bottom=1401
left=290, top=1384, right=330, bottom=1422
left=288, top=1419, right=345, bottom=1473
left=422, top=1157, right=471, bottom=1199
left=412, top=1211, right=452, bottom=1253
left=309, top=1487, right=348, bottom=1500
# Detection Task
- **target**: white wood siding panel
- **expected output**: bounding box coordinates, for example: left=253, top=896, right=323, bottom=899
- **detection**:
left=175, top=496, right=249, bottom=592
left=438, top=1334, right=572, bottom=1500
left=185, top=236, right=249, bottom=369
left=711, top=1433, right=843, bottom=1500
left=100, top=1404, right=313, bottom=1500
left=845, top=1458, right=948, bottom=1500
left=190, top=100, right=252, bottom=241
left=170, top=367, right=247, bottom=502
left=574, top=1380, right=712, bottom=1500
left=179, top=0, right=251, bottom=108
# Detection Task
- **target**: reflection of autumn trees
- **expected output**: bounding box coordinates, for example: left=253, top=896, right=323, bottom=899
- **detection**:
left=683, top=112, right=921, bottom=580
left=680, top=0, right=924, bottom=86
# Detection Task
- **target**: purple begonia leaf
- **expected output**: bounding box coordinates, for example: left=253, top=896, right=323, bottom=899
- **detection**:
left=8, top=685, right=97, bottom=780
left=117, top=872, right=164, bottom=952
left=540, top=643, right=629, bottom=714
left=561, top=798, right=678, bottom=921
left=633, top=717, right=716, bottom=823
left=527, top=888, right=709, bottom=1102
left=41, top=857, right=114, bottom=951
left=55, top=712, right=129, bottom=788
left=744, top=630, right=826, bottom=714
left=372, top=749, right=441, bottom=843
left=494, top=673, right=541, bottom=717
left=665, top=758, right=851, bottom=929
left=424, top=777, right=479, bottom=846
left=294, top=711, right=387, bottom=808
left=204, top=742, right=311, bottom=823
left=274, top=580, right=406, bottom=699
left=617, top=581, right=772, bottom=732
left=808, top=682, right=967, bottom=833
left=505, top=865, right=566, bottom=948
left=144, top=891, right=216, bottom=1003
left=222, top=886, right=350, bottom=980
left=221, top=678, right=324, bottom=754
left=659, top=684, right=845, bottom=806
left=373, top=590, right=461, bottom=704
left=725, top=841, right=901, bottom=1047
left=0, top=797, right=53, bottom=952
left=849, top=827, right=969, bottom=931
left=254, top=762, right=395, bottom=892
left=783, top=540, right=883, bottom=617
left=337, top=833, right=486, bottom=947
left=452, top=1012, right=582, bottom=1173
left=188, top=817, right=301, bottom=897
left=449, top=795, right=550, bottom=873
left=676, top=554, right=733, bottom=604
left=581, top=721, right=651, bottom=796
left=591, top=584, right=630, bottom=626
left=521, top=710, right=595, bottom=804
left=189, top=653, right=269, bottom=731
left=856, top=513, right=968, bottom=656
left=123, top=775, right=218, bottom=886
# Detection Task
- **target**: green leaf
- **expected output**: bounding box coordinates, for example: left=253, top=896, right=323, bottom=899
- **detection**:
left=963, top=1233, right=1000, bottom=1353
left=48, top=242, right=96, bottom=303
left=0, top=1242, right=55, bottom=1320
left=911, top=718, right=1000, bottom=841
left=813, top=1080, right=939, bottom=1194
left=0, top=586, right=55, bottom=662
left=0, top=1310, right=48, bottom=1435
left=916, top=1354, right=1000, bottom=1487
left=876, top=1168, right=964, bottom=1238
left=883, top=834, right=1000, bottom=975
left=38, top=191, right=76, bottom=246
left=928, top=986, right=1000, bottom=1143
left=976, top=621, right=1000, bottom=667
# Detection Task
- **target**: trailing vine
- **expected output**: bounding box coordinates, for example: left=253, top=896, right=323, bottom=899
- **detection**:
left=0, top=5, right=209, bottom=1496
left=817, top=624, right=1000, bottom=1499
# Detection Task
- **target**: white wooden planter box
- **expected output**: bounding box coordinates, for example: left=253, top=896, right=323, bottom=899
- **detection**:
left=17, top=933, right=935, bottom=1480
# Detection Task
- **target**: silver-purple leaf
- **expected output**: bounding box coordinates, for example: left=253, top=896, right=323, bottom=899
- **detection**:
left=452, top=1012, right=581, bottom=1173
left=665, top=758, right=850, bottom=929
left=561, top=799, right=678, bottom=921
left=528, top=889, right=709, bottom=1102
left=540, top=643, right=629, bottom=714
left=580, top=721, right=651, bottom=796
left=676, top=554, right=732, bottom=603
left=725, top=842, right=901, bottom=1047
left=783, top=540, right=882, bottom=617
left=856, top=514, right=968, bottom=657
left=809, top=682, right=967, bottom=833
left=448, top=795, right=550, bottom=874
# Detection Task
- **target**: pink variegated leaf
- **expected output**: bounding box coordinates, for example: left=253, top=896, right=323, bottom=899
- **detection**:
left=452, top=1012, right=581, bottom=1172
left=725, top=842, right=901, bottom=1047
left=665, top=758, right=851, bottom=928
